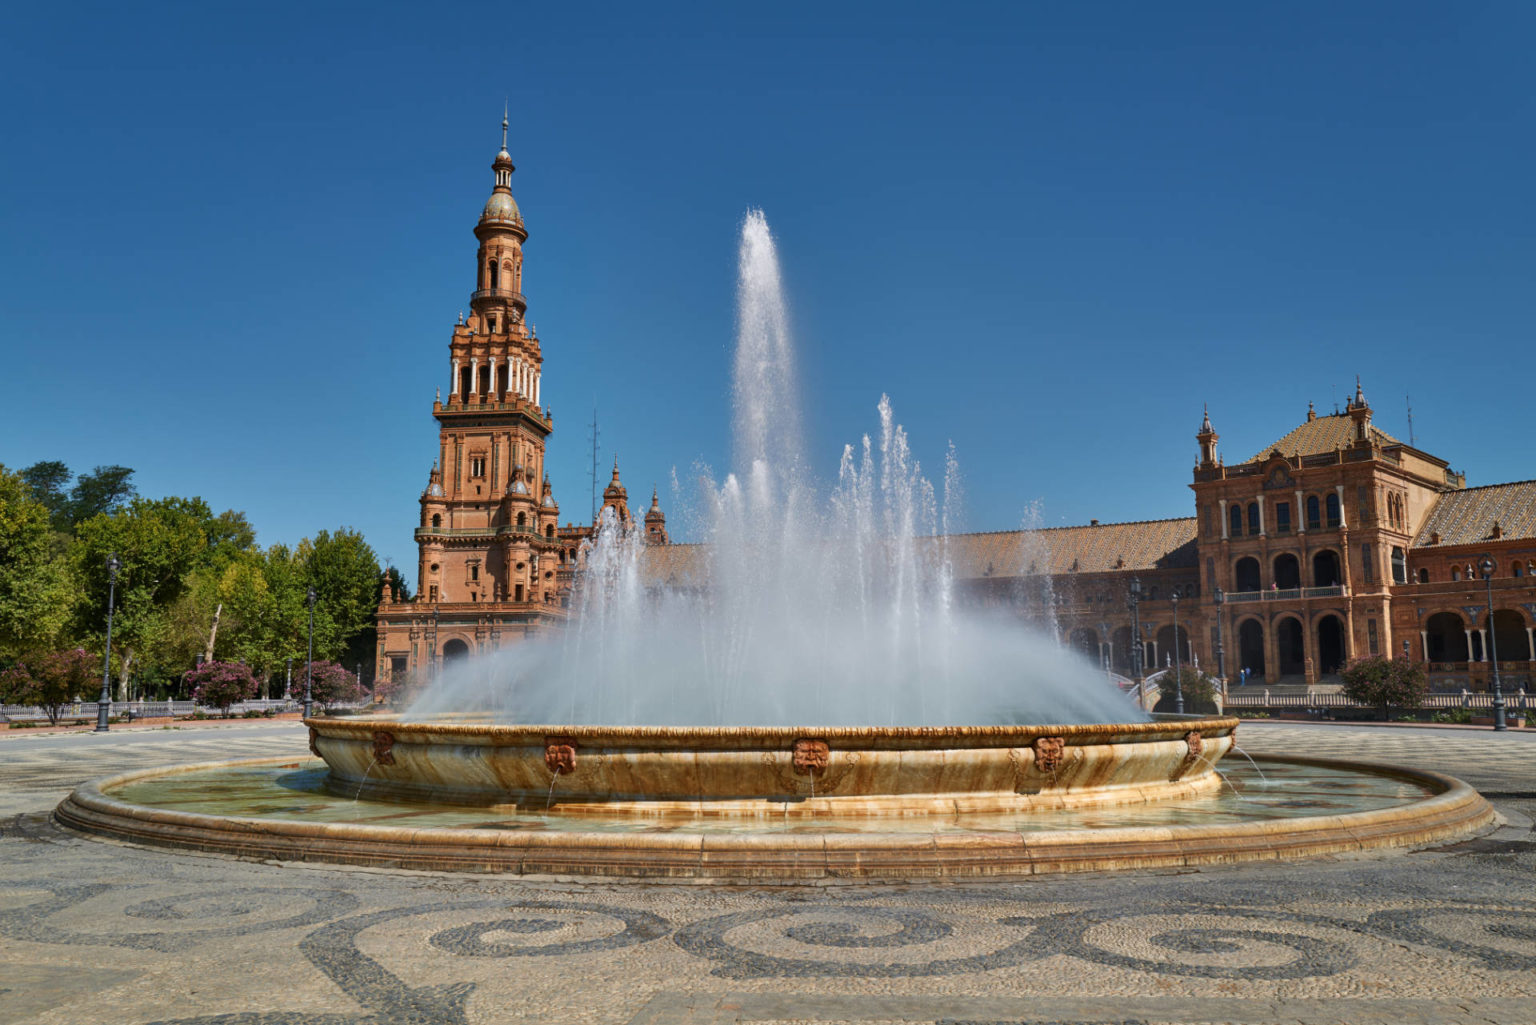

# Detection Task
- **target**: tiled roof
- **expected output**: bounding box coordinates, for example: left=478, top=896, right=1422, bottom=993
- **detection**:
left=944, top=519, right=1198, bottom=577
left=637, top=517, right=1198, bottom=583
left=1413, top=480, right=1536, bottom=548
left=1246, top=411, right=1401, bottom=464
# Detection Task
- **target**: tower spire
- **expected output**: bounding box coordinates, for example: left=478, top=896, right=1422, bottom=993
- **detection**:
left=501, top=100, right=508, bottom=151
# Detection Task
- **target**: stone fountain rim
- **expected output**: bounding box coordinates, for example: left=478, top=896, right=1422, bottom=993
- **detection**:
left=54, top=753, right=1495, bottom=881
left=306, top=714, right=1239, bottom=746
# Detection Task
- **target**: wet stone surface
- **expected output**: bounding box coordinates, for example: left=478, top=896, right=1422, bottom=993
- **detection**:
left=1, top=721, right=1534, bottom=1024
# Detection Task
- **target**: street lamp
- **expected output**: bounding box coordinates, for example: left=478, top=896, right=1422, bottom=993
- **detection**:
left=430, top=605, right=440, bottom=681
left=1098, top=620, right=1111, bottom=680
left=1478, top=557, right=1507, bottom=731
left=304, top=586, right=316, bottom=719
left=1213, top=586, right=1226, bottom=694
left=94, top=553, right=121, bottom=733
left=1171, top=592, right=1185, bottom=714
left=1127, top=576, right=1143, bottom=684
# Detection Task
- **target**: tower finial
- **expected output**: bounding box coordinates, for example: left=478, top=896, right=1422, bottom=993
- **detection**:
left=501, top=100, right=508, bottom=150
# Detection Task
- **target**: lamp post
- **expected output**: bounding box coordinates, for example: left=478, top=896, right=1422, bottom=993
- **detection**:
left=1098, top=620, right=1111, bottom=680
left=1479, top=557, right=1507, bottom=731
left=1213, top=587, right=1226, bottom=695
left=1171, top=592, right=1185, bottom=714
left=430, top=605, right=440, bottom=681
left=304, top=586, right=316, bottom=720
left=1127, top=575, right=1143, bottom=684
left=94, top=553, right=121, bottom=733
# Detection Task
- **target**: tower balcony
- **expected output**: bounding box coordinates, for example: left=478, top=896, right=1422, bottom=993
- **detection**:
left=471, top=288, right=526, bottom=306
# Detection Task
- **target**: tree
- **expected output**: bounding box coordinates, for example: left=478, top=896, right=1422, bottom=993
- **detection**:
left=185, top=660, right=258, bottom=715
left=0, top=648, right=96, bottom=724
left=306, top=660, right=364, bottom=710
left=19, top=460, right=72, bottom=528
left=67, top=465, right=137, bottom=526
left=300, top=529, right=382, bottom=668
left=1154, top=667, right=1218, bottom=714
left=1340, top=655, right=1427, bottom=720
left=0, top=466, right=77, bottom=656
left=380, top=565, right=412, bottom=603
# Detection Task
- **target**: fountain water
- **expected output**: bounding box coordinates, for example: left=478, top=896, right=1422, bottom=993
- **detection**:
left=405, top=210, right=1137, bottom=729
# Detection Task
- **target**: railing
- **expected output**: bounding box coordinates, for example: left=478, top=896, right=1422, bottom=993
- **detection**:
left=1221, top=586, right=1346, bottom=604
left=1, top=698, right=305, bottom=722
left=470, top=289, right=525, bottom=304
left=1223, top=690, right=1535, bottom=712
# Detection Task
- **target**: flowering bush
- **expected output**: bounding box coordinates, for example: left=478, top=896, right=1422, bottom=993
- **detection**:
left=186, top=661, right=259, bottom=715
left=0, top=649, right=97, bottom=724
left=304, top=661, right=364, bottom=710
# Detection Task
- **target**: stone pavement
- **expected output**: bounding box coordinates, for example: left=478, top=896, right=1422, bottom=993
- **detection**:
left=1, top=721, right=1533, bottom=1025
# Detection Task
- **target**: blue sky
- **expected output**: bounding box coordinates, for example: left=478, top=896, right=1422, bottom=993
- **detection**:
left=2, top=2, right=1531, bottom=570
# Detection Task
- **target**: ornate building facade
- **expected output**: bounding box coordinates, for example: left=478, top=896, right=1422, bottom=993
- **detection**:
left=378, top=131, right=1533, bottom=695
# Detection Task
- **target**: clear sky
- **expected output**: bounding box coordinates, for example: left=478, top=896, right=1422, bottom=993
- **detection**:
left=2, top=2, right=1531, bottom=571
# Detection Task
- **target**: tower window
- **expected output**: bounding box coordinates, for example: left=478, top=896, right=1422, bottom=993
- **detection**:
left=1391, top=546, right=1406, bottom=584
left=1306, top=495, right=1321, bottom=530
left=431, top=514, right=441, bottom=528
left=1417, top=568, right=1430, bottom=583
left=1247, top=502, right=1260, bottom=535
left=489, top=261, right=500, bottom=290
left=470, top=564, right=479, bottom=581
left=1325, top=492, right=1341, bottom=527
left=516, top=512, right=527, bottom=527
left=1229, top=505, right=1243, bottom=537
left=1275, top=502, right=1291, bottom=533
left=470, top=457, right=486, bottom=477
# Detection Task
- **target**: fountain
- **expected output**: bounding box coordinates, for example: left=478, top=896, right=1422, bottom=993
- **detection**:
left=56, top=212, right=1493, bottom=880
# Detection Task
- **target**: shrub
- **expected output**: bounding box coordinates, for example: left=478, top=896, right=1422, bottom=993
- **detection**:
left=185, top=661, right=259, bottom=715
left=0, top=648, right=97, bottom=725
left=304, top=661, right=365, bottom=710
left=1154, top=667, right=1219, bottom=714
left=1340, top=655, right=1427, bottom=721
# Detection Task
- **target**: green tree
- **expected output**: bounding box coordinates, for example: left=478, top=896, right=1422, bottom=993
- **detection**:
left=1340, top=655, right=1427, bottom=720
left=300, top=529, right=382, bottom=668
left=18, top=460, right=72, bottom=528
left=73, top=496, right=227, bottom=698
left=67, top=465, right=137, bottom=526
left=1154, top=667, right=1218, bottom=714
left=0, top=466, right=77, bottom=655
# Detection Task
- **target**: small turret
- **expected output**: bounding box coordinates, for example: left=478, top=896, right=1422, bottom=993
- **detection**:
left=1196, top=404, right=1219, bottom=468
left=1347, top=376, right=1373, bottom=445
left=644, top=488, right=668, bottom=545
left=602, top=457, right=630, bottom=524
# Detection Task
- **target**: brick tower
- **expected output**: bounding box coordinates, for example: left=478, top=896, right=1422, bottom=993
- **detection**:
left=374, top=114, right=580, bottom=685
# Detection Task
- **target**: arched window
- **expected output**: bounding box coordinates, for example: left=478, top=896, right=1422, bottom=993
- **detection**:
left=431, top=513, right=441, bottom=529
left=1325, top=492, right=1341, bottom=527
left=1391, top=546, right=1407, bottom=584
left=1234, top=557, right=1262, bottom=592
left=1229, top=505, right=1244, bottom=537
left=1516, top=563, right=1525, bottom=578
left=516, top=511, right=527, bottom=527
left=1451, top=566, right=1461, bottom=582
left=545, top=524, right=555, bottom=538
left=1417, top=567, right=1430, bottom=583
left=489, top=261, right=500, bottom=289
left=1306, top=495, right=1321, bottom=530
left=1247, top=502, right=1260, bottom=535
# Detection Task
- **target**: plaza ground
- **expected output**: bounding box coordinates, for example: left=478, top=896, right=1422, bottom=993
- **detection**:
left=1, top=720, right=1533, bottom=1025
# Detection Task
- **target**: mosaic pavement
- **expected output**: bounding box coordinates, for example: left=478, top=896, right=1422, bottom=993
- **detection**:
left=1, top=721, right=1534, bottom=1025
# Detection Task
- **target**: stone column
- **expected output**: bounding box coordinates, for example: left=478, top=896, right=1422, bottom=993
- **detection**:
left=451, top=358, right=460, bottom=400
left=1257, top=500, right=1266, bottom=537
left=1420, top=629, right=1429, bottom=662
left=1335, top=484, right=1347, bottom=529
left=470, top=359, right=479, bottom=401
left=1219, top=499, right=1228, bottom=539
left=534, top=372, right=540, bottom=407
left=1294, top=490, right=1305, bottom=533
left=1480, top=628, right=1490, bottom=662
left=1464, top=628, right=1475, bottom=663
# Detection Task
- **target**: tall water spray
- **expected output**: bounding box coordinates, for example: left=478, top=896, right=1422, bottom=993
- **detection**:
left=406, top=212, right=1144, bottom=727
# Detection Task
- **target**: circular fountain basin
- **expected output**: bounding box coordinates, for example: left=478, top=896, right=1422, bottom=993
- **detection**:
left=55, top=750, right=1493, bottom=881
left=302, top=715, right=1241, bottom=816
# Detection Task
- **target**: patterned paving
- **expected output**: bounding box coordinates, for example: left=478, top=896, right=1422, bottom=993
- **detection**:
left=1, top=721, right=1534, bottom=1024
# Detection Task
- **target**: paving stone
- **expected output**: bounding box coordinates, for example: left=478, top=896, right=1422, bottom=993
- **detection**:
left=1, top=721, right=1534, bottom=1024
